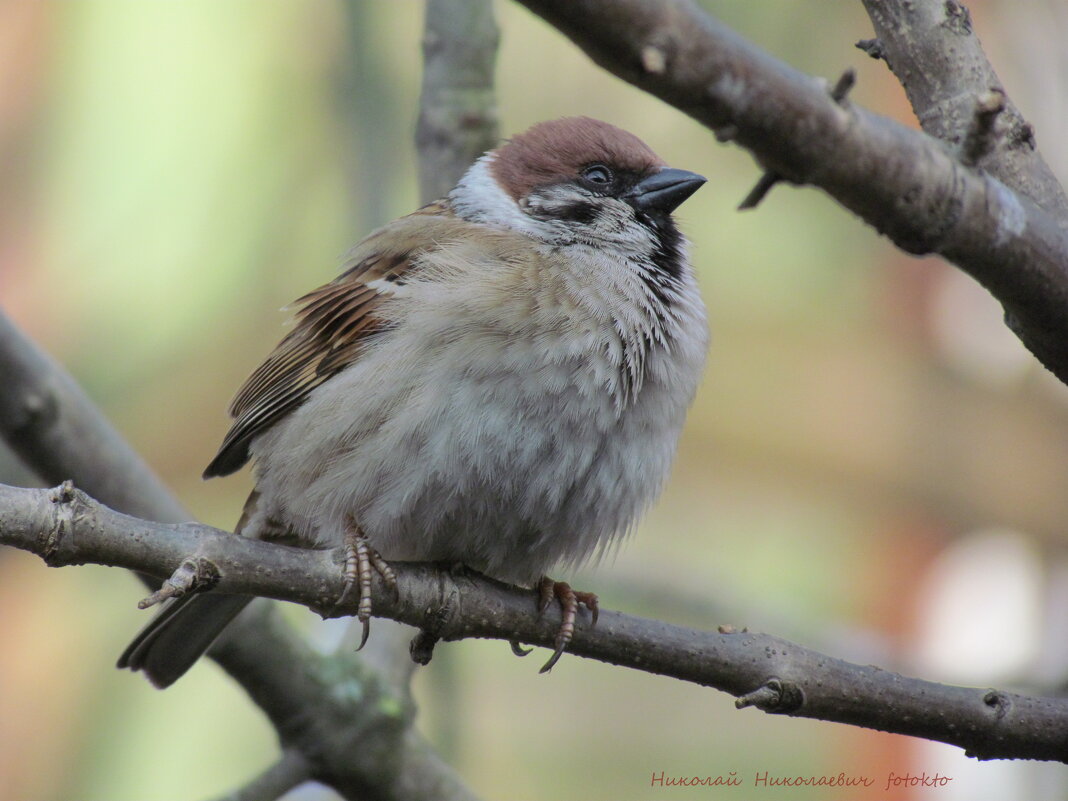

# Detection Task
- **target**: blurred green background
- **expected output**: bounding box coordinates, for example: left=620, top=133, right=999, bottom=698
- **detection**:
left=3, top=1, right=1068, bottom=799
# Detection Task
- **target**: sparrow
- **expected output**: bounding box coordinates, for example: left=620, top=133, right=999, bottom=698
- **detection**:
left=119, top=116, right=709, bottom=687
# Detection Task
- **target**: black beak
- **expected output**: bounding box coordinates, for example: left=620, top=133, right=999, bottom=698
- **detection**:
left=625, top=167, right=706, bottom=214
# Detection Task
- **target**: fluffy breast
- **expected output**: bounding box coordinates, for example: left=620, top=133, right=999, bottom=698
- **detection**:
left=248, top=233, right=708, bottom=585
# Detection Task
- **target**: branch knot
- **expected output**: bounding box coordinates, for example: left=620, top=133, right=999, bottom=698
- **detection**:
left=640, top=44, right=667, bottom=74
left=983, top=690, right=1010, bottom=721
left=408, top=566, right=464, bottom=665
left=960, top=88, right=1006, bottom=167
left=855, top=38, right=885, bottom=61
left=13, top=386, right=59, bottom=438
left=138, top=556, right=220, bottom=609
left=43, top=480, right=79, bottom=566
left=736, top=678, right=804, bottom=714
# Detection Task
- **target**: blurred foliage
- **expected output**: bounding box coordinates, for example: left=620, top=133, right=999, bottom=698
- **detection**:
left=2, top=2, right=1068, bottom=800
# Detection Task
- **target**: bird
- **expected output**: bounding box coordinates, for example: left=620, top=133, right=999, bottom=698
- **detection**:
left=119, top=116, right=709, bottom=687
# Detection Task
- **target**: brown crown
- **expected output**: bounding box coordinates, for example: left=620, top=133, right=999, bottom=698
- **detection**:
left=490, top=117, right=664, bottom=201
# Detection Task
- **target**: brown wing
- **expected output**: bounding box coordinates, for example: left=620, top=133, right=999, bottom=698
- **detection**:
left=203, top=201, right=462, bottom=478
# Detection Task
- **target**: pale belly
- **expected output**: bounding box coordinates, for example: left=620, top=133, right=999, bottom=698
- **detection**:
left=248, top=328, right=691, bottom=585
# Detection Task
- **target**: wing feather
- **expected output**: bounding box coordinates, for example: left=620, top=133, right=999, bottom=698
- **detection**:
left=203, top=201, right=461, bottom=478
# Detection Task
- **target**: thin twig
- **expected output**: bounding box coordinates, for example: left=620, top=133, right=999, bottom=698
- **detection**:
left=737, top=171, right=781, bottom=211
left=739, top=68, right=856, bottom=210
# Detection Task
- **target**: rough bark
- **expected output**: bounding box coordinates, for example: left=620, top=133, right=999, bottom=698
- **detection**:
left=860, top=0, right=1068, bottom=221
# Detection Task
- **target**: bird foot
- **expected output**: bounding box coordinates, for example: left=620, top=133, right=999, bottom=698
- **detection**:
left=336, top=522, right=398, bottom=649
left=535, top=577, right=599, bottom=673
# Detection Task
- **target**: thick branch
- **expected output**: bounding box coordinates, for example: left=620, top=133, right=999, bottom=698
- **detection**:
left=513, top=0, right=1068, bottom=386
left=5, top=480, right=1068, bottom=763
left=860, top=0, right=1068, bottom=221
left=208, top=597, right=478, bottom=801
left=0, top=309, right=187, bottom=523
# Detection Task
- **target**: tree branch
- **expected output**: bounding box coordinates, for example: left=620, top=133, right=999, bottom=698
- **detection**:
left=416, top=0, right=499, bottom=202
left=7, top=1, right=1066, bottom=790
left=513, top=0, right=1068, bottom=386
left=860, top=0, right=1068, bottom=220
left=5, top=480, right=1068, bottom=763
left=0, top=310, right=187, bottom=524
left=209, top=751, right=310, bottom=801
left=206, top=594, right=478, bottom=801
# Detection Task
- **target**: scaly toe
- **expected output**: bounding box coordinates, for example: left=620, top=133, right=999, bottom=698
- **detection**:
left=333, top=540, right=360, bottom=613
left=535, top=578, right=598, bottom=673
left=574, top=590, right=599, bottom=626
left=337, top=521, right=394, bottom=651
left=370, top=549, right=399, bottom=601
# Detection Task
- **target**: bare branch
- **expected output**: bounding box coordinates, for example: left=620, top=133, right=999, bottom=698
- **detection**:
left=5, top=480, right=1068, bottom=763
left=338, top=0, right=504, bottom=703
left=207, top=599, right=479, bottom=801
left=2, top=4, right=501, bottom=797
left=513, top=0, right=1068, bottom=386
left=0, top=309, right=187, bottom=523
left=738, top=67, right=857, bottom=210
left=216, top=3, right=502, bottom=795
left=416, top=0, right=499, bottom=202
left=208, top=751, right=310, bottom=801
left=860, top=0, right=1068, bottom=219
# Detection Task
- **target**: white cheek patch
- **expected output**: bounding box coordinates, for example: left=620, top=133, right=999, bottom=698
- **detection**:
left=450, top=157, right=529, bottom=227
left=449, top=156, right=575, bottom=243
left=450, top=155, right=661, bottom=262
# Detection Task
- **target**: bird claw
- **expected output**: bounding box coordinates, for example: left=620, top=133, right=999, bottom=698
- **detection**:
left=335, top=523, right=397, bottom=651
left=535, top=577, right=599, bottom=673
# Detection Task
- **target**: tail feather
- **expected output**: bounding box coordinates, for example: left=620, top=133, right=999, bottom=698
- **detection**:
left=117, top=594, right=253, bottom=688
left=118, top=489, right=264, bottom=688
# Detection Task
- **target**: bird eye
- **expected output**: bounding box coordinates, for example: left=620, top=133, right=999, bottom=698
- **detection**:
left=582, top=164, right=613, bottom=185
